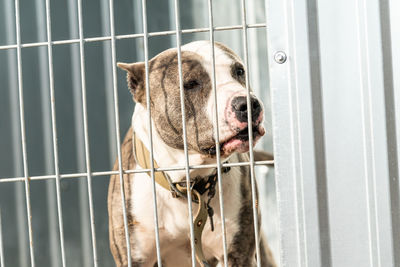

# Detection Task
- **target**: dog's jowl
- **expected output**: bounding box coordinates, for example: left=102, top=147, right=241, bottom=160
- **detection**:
left=108, top=41, right=276, bottom=267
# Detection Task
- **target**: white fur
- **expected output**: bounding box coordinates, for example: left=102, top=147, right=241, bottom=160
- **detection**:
left=131, top=104, right=242, bottom=265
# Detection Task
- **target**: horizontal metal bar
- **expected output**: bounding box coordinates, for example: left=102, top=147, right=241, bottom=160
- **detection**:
left=0, top=23, right=266, bottom=50
left=0, top=160, right=274, bottom=182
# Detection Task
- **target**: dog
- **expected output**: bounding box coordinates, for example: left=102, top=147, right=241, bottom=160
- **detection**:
left=108, top=41, right=276, bottom=267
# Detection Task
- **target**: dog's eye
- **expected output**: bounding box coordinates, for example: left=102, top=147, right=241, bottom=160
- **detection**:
left=184, top=80, right=200, bottom=90
left=235, top=67, right=245, bottom=77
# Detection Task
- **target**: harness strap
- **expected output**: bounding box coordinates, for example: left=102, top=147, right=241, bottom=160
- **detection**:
left=132, top=131, right=211, bottom=267
left=192, top=190, right=211, bottom=267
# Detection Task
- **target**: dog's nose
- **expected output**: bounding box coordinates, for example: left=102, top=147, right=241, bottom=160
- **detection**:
left=231, top=95, right=262, bottom=123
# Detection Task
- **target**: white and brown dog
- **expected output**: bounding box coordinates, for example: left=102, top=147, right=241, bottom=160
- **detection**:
left=108, top=41, right=276, bottom=267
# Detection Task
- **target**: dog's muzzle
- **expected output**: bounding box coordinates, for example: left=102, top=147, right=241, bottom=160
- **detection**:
left=231, top=95, right=262, bottom=124
left=215, top=94, right=265, bottom=156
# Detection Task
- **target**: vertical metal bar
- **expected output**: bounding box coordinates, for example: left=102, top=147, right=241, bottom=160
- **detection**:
left=43, top=0, right=67, bottom=265
left=4, top=0, right=28, bottom=265
left=15, top=183, right=28, bottom=267
left=108, top=0, right=133, bottom=266
left=65, top=1, right=92, bottom=265
left=141, top=0, right=163, bottom=265
left=34, top=3, right=59, bottom=266
left=0, top=210, right=4, bottom=267
left=100, top=0, right=117, bottom=164
left=173, top=0, right=197, bottom=266
left=34, top=6, right=58, bottom=266
left=245, top=1, right=263, bottom=149
left=14, top=0, right=36, bottom=264
left=240, top=1, right=261, bottom=266
left=206, top=1, right=229, bottom=266
left=168, top=0, right=177, bottom=47
left=132, top=0, right=144, bottom=61
left=76, top=0, right=98, bottom=265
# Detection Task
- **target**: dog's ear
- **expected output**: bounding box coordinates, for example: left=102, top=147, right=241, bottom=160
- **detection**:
left=117, top=62, right=146, bottom=103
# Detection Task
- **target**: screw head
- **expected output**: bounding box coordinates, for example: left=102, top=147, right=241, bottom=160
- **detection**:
left=274, top=51, right=287, bottom=64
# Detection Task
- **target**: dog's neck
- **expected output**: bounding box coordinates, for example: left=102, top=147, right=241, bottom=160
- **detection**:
left=132, top=104, right=225, bottom=183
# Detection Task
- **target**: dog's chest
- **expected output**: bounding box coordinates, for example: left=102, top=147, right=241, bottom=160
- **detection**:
left=130, top=167, right=243, bottom=244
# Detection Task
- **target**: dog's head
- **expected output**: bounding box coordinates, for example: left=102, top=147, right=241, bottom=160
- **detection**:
left=118, top=41, right=265, bottom=158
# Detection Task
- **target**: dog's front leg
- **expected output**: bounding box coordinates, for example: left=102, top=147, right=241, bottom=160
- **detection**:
left=111, top=226, right=159, bottom=267
left=126, top=230, right=160, bottom=267
left=225, top=248, right=256, bottom=267
left=222, top=234, right=276, bottom=267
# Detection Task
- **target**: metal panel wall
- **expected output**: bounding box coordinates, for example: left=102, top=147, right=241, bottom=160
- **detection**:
left=265, top=0, right=399, bottom=266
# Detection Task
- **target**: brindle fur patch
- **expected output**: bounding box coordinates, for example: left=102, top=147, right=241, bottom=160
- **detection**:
left=108, top=127, right=142, bottom=266
left=227, top=153, right=276, bottom=267
left=119, top=50, right=215, bottom=154
left=149, top=51, right=215, bottom=153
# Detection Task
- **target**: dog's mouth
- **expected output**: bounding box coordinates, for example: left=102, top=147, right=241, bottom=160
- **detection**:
left=231, top=125, right=260, bottom=141
left=221, top=124, right=265, bottom=154
left=203, top=124, right=265, bottom=156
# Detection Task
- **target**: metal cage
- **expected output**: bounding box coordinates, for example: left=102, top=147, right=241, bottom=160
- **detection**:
left=0, top=0, right=275, bottom=266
